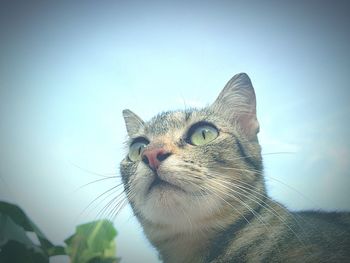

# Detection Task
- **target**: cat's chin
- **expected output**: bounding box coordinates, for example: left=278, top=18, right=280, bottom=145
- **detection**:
left=137, top=187, right=222, bottom=228
left=147, top=176, right=186, bottom=194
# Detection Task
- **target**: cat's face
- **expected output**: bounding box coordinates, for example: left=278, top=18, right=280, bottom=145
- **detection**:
left=120, top=73, right=263, bottom=228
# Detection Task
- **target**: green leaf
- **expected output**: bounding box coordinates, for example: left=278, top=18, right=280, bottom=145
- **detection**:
left=0, top=213, right=48, bottom=263
left=0, top=240, right=48, bottom=263
left=0, top=201, right=66, bottom=258
left=64, top=220, right=119, bottom=263
left=0, top=201, right=121, bottom=263
left=0, top=201, right=35, bottom=232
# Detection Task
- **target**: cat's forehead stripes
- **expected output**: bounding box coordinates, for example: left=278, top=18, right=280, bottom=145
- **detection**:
left=144, top=109, right=217, bottom=137
left=146, top=110, right=194, bottom=136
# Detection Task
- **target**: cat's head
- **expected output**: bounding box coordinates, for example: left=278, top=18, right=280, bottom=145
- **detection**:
left=120, top=73, right=264, bottom=229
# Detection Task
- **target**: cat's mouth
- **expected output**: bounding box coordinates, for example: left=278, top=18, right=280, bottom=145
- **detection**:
left=148, top=175, right=185, bottom=193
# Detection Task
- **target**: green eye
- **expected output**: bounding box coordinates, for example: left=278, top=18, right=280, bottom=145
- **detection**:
left=128, top=141, right=148, bottom=161
left=189, top=124, right=219, bottom=146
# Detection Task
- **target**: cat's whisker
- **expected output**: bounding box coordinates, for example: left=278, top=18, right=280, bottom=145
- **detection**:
left=70, top=161, right=119, bottom=178
left=77, top=183, right=123, bottom=219
left=95, top=194, right=121, bottom=220
left=264, top=175, right=319, bottom=208
left=202, top=184, right=252, bottom=225
left=219, top=166, right=317, bottom=208
left=204, top=179, right=305, bottom=259
left=211, top=178, right=304, bottom=252
left=176, top=176, right=251, bottom=226
left=211, top=168, right=311, bottom=230
left=96, top=190, right=129, bottom=222
left=193, top=185, right=228, bottom=233
left=74, top=176, right=120, bottom=192
left=215, top=177, right=283, bottom=218
left=211, top=175, right=307, bottom=246
left=223, top=151, right=295, bottom=163
left=205, top=180, right=269, bottom=229
left=108, top=195, right=130, bottom=221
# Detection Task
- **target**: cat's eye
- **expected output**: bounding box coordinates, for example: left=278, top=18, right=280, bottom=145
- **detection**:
left=128, top=139, right=149, bottom=161
left=188, top=124, right=219, bottom=146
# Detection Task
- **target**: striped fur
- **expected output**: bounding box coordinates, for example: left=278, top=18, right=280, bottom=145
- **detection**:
left=120, top=73, right=350, bottom=262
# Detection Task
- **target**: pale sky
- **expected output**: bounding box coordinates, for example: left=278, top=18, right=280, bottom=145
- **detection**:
left=1, top=1, right=350, bottom=262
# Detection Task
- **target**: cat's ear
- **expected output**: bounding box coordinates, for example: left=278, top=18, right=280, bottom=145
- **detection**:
left=211, top=73, right=259, bottom=141
left=122, top=109, right=145, bottom=137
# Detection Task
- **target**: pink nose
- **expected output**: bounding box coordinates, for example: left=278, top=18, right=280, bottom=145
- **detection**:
left=142, top=148, right=171, bottom=170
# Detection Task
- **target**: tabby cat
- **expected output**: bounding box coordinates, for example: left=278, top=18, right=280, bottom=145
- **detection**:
left=120, top=73, right=350, bottom=262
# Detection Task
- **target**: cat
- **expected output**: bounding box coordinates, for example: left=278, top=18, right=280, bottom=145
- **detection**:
left=120, top=73, right=350, bottom=263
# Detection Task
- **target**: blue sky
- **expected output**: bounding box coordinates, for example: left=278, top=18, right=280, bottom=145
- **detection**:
left=1, top=1, right=350, bottom=262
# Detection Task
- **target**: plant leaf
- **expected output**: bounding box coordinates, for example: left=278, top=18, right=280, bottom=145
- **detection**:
left=0, top=240, right=48, bottom=263
left=0, top=201, right=66, bottom=257
left=0, top=213, right=48, bottom=263
left=64, top=220, right=118, bottom=263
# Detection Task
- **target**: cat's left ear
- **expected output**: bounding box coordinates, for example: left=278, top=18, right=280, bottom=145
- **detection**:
left=122, top=109, right=145, bottom=137
left=210, top=73, right=259, bottom=141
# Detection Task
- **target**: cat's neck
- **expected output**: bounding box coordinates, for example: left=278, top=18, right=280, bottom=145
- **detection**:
left=148, top=199, right=289, bottom=263
left=143, top=222, right=216, bottom=263
left=141, top=205, right=251, bottom=263
left=154, top=231, right=209, bottom=263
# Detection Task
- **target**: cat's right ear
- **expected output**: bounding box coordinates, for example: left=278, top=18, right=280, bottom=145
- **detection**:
left=122, top=109, right=145, bottom=137
left=210, top=73, right=260, bottom=141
